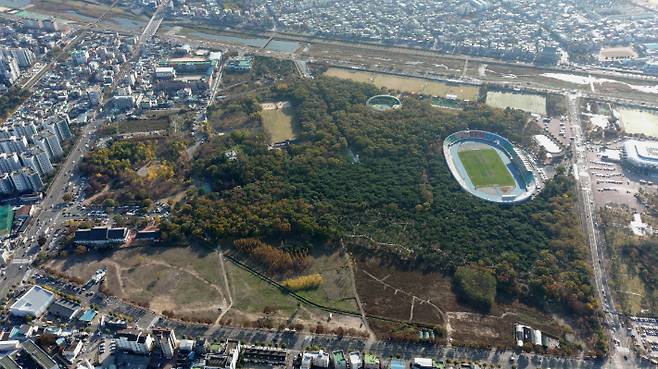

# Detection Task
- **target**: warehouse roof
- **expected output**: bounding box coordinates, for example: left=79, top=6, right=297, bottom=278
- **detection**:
left=9, top=285, right=54, bottom=316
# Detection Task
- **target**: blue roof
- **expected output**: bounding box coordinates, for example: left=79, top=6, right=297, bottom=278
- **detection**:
left=391, top=359, right=405, bottom=369
left=79, top=310, right=97, bottom=322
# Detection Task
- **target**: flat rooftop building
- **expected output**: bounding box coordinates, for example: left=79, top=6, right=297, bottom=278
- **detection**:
left=20, top=340, right=59, bottom=369
left=74, top=227, right=128, bottom=246
left=9, top=285, right=54, bottom=318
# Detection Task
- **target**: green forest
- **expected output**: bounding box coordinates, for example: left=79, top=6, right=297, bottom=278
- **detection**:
left=161, top=77, right=605, bottom=353
left=0, top=88, right=29, bottom=121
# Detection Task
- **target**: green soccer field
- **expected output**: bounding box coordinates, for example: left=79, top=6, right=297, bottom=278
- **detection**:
left=0, top=206, right=13, bottom=236
left=458, top=148, right=516, bottom=188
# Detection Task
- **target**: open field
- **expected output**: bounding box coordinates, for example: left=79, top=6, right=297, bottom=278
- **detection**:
left=354, top=257, right=568, bottom=347
left=114, top=117, right=170, bottom=134
left=458, top=149, right=515, bottom=188
left=260, top=102, right=295, bottom=143
left=615, top=263, right=647, bottom=315
left=47, top=245, right=229, bottom=322
left=292, top=251, right=359, bottom=313
left=486, top=91, right=547, bottom=115
left=617, top=107, right=658, bottom=138
left=223, top=260, right=365, bottom=333
left=0, top=206, right=12, bottom=236
left=324, top=67, right=480, bottom=100
left=225, top=261, right=299, bottom=317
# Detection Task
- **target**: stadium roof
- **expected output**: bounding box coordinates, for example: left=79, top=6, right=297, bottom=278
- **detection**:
left=9, top=285, right=54, bottom=317
left=623, top=139, right=658, bottom=169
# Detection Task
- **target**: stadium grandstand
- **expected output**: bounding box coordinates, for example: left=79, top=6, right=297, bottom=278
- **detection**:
left=443, top=130, right=538, bottom=203
left=621, top=139, right=658, bottom=171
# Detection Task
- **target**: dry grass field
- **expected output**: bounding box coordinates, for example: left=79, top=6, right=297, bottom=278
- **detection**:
left=324, top=68, right=480, bottom=100
left=354, top=257, right=568, bottom=348
left=260, top=103, right=295, bottom=144
left=47, top=245, right=229, bottom=322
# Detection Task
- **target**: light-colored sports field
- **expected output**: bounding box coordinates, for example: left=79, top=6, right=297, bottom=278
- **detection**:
left=618, top=108, right=658, bottom=138
left=458, top=149, right=515, bottom=188
left=486, top=91, right=547, bottom=115
left=261, top=103, right=295, bottom=144
left=324, top=67, right=480, bottom=100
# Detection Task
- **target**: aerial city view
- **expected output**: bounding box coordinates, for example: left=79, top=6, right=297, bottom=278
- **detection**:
left=0, top=0, right=657, bottom=368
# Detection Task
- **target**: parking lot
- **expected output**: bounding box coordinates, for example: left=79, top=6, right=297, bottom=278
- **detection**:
left=629, top=316, right=658, bottom=364
left=582, top=140, right=658, bottom=210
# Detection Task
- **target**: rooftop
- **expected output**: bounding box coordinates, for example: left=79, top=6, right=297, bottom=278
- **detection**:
left=10, top=285, right=54, bottom=316
left=533, top=134, right=561, bottom=154
left=22, top=340, right=58, bottom=369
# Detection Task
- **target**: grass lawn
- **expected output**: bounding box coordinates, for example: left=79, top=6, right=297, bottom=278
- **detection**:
left=261, top=106, right=295, bottom=144
left=458, top=148, right=515, bottom=188
left=225, top=261, right=299, bottom=315
left=291, top=251, right=359, bottom=313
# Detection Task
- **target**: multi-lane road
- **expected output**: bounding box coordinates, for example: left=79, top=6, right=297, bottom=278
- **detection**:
left=567, top=94, right=640, bottom=368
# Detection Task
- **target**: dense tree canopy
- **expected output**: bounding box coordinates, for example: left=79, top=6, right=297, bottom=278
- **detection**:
left=454, top=265, right=497, bottom=312
left=161, top=77, right=603, bottom=351
left=0, top=88, right=29, bottom=121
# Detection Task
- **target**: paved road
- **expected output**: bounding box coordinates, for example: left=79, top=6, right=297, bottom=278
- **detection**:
left=567, top=94, right=638, bottom=369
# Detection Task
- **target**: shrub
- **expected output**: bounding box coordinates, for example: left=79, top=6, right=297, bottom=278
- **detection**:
left=282, top=273, right=323, bottom=291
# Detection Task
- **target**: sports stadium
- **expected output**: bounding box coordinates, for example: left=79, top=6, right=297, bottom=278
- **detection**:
left=621, top=139, right=658, bottom=172
left=443, top=130, right=537, bottom=203
left=366, top=94, right=401, bottom=111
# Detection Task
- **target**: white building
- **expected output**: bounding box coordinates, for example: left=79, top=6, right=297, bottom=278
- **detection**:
left=9, top=285, right=55, bottom=317
left=116, top=329, right=154, bottom=355
left=155, top=67, right=176, bottom=79
left=63, top=340, right=84, bottom=363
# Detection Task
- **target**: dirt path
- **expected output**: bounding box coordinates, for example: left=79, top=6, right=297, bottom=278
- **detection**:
left=344, top=251, right=377, bottom=347
left=214, top=250, right=233, bottom=324
left=102, top=260, right=128, bottom=297
left=144, top=259, right=228, bottom=308
left=82, top=184, right=110, bottom=206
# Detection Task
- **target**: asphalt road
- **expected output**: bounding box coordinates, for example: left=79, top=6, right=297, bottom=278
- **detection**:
left=567, top=94, right=638, bottom=368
